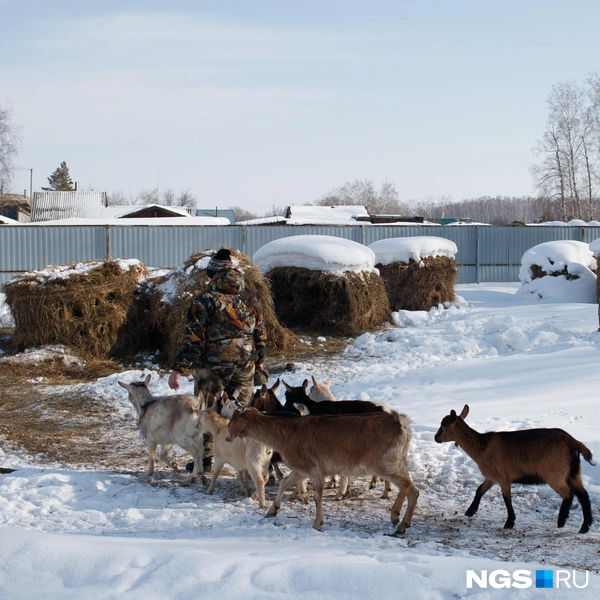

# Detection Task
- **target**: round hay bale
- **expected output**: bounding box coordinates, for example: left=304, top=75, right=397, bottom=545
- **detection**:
left=369, top=237, right=458, bottom=311
left=264, top=267, right=392, bottom=336
left=518, top=240, right=597, bottom=302
left=376, top=257, right=457, bottom=311
left=147, top=248, right=298, bottom=366
left=3, top=260, right=147, bottom=358
left=252, top=235, right=391, bottom=335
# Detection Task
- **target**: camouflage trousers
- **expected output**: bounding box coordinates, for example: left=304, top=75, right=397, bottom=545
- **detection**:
left=193, top=361, right=256, bottom=471
left=194, top=361, right=256, bottom=408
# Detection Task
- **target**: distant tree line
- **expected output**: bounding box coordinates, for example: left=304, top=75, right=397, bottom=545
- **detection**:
left=313, top=179, right=553, bottom=225
left=229, top=177, right=560, bottom=225
left=107, top=188, right=197, bottom=211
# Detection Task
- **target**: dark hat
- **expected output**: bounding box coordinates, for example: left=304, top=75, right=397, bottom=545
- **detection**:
left=206, top=248, right=232, bottom=278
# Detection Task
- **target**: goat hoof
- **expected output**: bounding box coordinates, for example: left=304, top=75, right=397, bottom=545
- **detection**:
left=503, top=521, right=514, bottom=529
left=465, top=509, right=476, bottom=517
left=266, top=507, right=278, bottom=517
left=395, top=523, right=407, bottom=535
left=557, top=520, right=566, bottom=528
left=579, top=524, right=590, bottom=534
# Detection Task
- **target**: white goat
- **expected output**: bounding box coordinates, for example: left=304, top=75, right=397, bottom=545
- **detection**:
left=198, top=409, right=273, bottom=508
left=118, top=374, right=205, bottom=482
left=308, top=375, right=336, bottom=402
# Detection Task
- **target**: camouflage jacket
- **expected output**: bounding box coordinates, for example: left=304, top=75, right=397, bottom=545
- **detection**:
left=171, top=268, right=267, bottom=372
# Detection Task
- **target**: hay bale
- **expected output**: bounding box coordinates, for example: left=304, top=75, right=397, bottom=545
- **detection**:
left=147, top=248, right=298, bottom=366
left=3, top=260, right=147, bottom=358
left=376, top=257, right=457, bottom=311
left=369, top=237, right=458, bottom=311
left=264, top=267, right=392, bottom=336
left=113, top=269, right=168, bottom=359
left=519, top=240, right=597, bottom=302
left=252, top=235, right=391, bottom=336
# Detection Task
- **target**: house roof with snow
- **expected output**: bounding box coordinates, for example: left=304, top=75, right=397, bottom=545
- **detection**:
left=110, top=204, right=193, bottom=218
left=0, top=192, right=31, bottom=208
left=284, top=205, right=369, bottom=224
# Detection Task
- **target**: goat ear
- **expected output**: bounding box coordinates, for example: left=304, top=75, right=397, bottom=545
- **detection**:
left=450, top=409, right=457, bottom=419
left=272, top=379, right=280, bottom=392
left=302, top=379, right=309, bottom=390
left=311, top=374, right=318, bottom=385
left=261, top=384, right=267, bottom=394
left=144, top=374, right=151, bottom=386
left=325, top=379, right=331, bottom=387
left=459, top=405, right=469, bottom=420
left=117, top=381, right=129, bottom=390
left=282, top=380, right=292, bottom=392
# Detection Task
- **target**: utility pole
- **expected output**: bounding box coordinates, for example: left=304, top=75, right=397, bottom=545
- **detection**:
left=29, top=168, right=33, bottom=200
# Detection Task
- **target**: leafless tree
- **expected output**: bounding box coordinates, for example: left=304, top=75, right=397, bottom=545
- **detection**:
left=130, top=187, right=196, bottom=210
left=0, top=100, right=22, bottom=192
left=531, top=78, right=600, bottom=220
left=230, top=206, right=259, bottom=221
left=318, top=178, right=413, bottom=215
left=106, top=190, right=135, bottom=206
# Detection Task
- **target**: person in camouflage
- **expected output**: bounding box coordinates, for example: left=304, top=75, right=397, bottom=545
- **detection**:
left=168, top=247, right=267, bottom=407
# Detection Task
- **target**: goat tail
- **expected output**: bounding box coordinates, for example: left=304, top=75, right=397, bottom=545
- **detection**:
left=392, top=411, right=413, bottom=437
left=578, top=442, right=596, bottom=466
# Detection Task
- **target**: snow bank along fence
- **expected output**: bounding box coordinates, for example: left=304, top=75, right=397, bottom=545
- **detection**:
left=2, top=223, right=600, bottom=285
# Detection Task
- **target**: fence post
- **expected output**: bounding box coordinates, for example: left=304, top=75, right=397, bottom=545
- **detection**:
left=105, top=225, right=110, bottom=260
left=476, top=226, right=481, bottom=284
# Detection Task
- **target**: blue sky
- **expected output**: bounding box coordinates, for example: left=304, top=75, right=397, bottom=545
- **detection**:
left=2, top=0, right=600, bottom=214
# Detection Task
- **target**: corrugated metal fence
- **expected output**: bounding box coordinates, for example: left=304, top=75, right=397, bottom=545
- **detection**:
left=1, top=224, right=599, bottom=285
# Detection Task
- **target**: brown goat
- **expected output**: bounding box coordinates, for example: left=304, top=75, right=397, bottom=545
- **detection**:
left=434, top=405, right=594, bottom=533
left=251, top=379, right=285, bottom=413
left=249, top=380, right=308, bottom=500
left=227, top=407, right=419, bottom=533
left=283, top=378, right=393, bottom=499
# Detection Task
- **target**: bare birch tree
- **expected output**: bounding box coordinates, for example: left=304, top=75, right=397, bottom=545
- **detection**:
left=0, top=101, right=22, bottom=192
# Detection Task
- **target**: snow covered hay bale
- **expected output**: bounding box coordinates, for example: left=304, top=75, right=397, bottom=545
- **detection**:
left=368, top=237, right=458, bottom=311
left=253, top=235, right=392, bottom=336
left=147, top=247, right=298, bottom=365
left=2, top=259, right=148, bottom=358
left=517, top=240, right=597, bottom=302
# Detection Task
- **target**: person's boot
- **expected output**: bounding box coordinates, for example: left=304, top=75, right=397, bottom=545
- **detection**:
left=202, top=456, right=213, bottom=472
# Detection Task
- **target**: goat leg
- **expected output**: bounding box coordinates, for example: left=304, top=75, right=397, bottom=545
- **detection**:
left=501, top=483, right=516, bottom=529
left=267, top=470, right=305, bottom=517
left=557, top=494, right=573, bottom=528
left=465, top=479, right=494, bottom=517
left=311, top=475, right=326, bottom=531
left=145, top=441, right=157, bottom=477
left=574, top=487, right=593, bottom=534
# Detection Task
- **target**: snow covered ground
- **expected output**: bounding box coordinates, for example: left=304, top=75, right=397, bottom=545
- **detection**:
left=1, top=283, right=600, bottom=598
